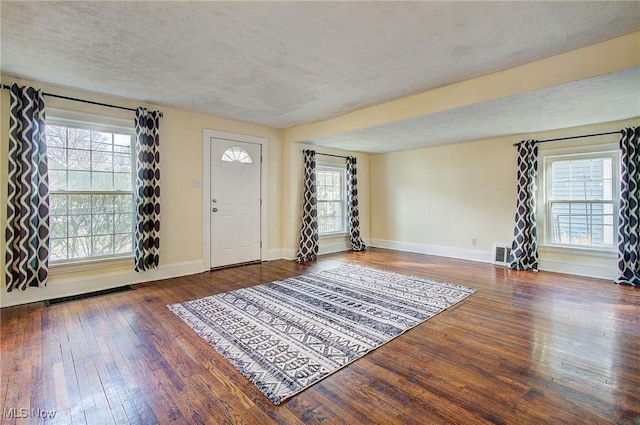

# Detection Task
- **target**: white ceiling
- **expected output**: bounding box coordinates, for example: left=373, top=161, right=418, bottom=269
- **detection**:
left=1, top=1, right=639, bottom=153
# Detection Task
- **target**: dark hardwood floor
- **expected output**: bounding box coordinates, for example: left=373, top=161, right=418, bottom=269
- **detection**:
left=1, top=248, right=639, bottom=424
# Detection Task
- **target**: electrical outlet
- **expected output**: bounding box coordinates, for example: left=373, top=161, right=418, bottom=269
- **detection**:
left=471, top=238, right=477, bottom=246
left=192, top=179, right=201, bottom=188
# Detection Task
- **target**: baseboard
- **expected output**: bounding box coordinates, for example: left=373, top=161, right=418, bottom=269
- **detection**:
left=2, top=243, right=617, bottom=308
left=0, top=260, right=206, bottom=308
left=282, top=249, right=297, bottom=261
left=538, top=259, right=616, bottom=280
left=281, top=238, right=373, bottom=261
left=281, top=244, right=350, bottom=260
left=370, top=238, right=616, bottom=280
left=265, top=249, right=284, bottom=261
left=369, top=239, right=492, bottom=264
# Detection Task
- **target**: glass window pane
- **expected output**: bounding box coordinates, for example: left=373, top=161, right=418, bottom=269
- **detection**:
left=317, top=187, right=327, bottom=200
left=68, top=237, right=91, bottom=259
left=221, top=146, right=252, bottom=163
left=92, top=235, right=113, bottom=256
left=50, top=215, right=68, bottom=239
left=68, top=170, right=91, bottom=190
left=46, top=125, right=67, bottom=148
left=114, top=233, right=133, bottom=254
left=68, top=194, right=92, bottom=215
left=317, top=172, right=326, bottom=186
left=114, top=173, right=132, bottom=191
left=551, top=157, right=612, bottom=201
left=50, top=239, right=68, bottom=261
left=68, top=214, right=91, bottom=237
left=550, top=201, right=614, bottom=248
left=92, top=195, right=114, bottom=214
left=92, top=151, right=113, bottom=172
left=49, top=170, right=67, bottom=191
left=114, top=213, right=133, bottom=234
left=67, top=128, right=90, bottom=150
left=113, top=153, right=131, bottom=173
left=47, top=148, right=67, bottom=170
left=92, top=172, right=114, bottom=191
left=92, top=214, right=114, bottom=235
left=114, top=134, right=132, bottom=154
left=114, top=194, right=133, bottom=213
left=92, top=131, right=112, bottom=150
left=67, top=149, right=91, bottom=171
left=50, top=194, right=68, bottom=215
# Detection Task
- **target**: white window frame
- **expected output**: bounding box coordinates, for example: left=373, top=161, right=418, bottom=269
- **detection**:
left=538, top=143, right=620, bottom=254
left=46, top=112, right=136, bottom=267
left=316, top=164, right=347, bottom=237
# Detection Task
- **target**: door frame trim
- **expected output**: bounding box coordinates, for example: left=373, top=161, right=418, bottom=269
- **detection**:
left=203, top=129, right=268, bottom=270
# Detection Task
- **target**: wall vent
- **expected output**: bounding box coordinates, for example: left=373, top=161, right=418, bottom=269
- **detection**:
left=492, top=243, right=512, bottom=267
left=45, top=285, right=134, bottom=307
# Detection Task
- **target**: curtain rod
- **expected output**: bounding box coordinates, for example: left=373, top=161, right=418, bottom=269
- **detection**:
left=316, top=152, right=349, bottom=160
left=2, top=83, right=137, bottom=113
left=513, top=130, right=621, bottom=146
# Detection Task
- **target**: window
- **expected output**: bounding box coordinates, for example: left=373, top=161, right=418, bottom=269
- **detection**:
left=221, top=146, right=252, bottom=163
left=316, top=166, right=346, bottom=235
left=542, top=150, right=619, bottom=250
left=46, top=119, right=135, bottom=262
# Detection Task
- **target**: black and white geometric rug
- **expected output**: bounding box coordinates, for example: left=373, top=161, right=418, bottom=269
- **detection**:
left=168, top=264, right=475, bottom=405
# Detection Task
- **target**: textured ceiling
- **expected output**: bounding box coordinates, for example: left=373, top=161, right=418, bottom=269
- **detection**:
left=308, top=67, right=640, bottom=153
left=1, top=1, right=639, bottom=152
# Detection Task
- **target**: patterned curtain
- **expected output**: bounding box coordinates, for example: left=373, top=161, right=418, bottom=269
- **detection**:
left=617, top=127, right=640, bottom=286
left=347, top=156, right=366, bottom=251
left=296, top=150, right=319, bottom=262
left=5, top=84, right=50, bottom=291
left=509, top=140, right=539, bottom=271
left=134, top=108, right=162, bottom=272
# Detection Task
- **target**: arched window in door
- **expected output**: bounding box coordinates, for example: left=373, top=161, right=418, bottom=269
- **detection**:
left=221, top=146, right=253, bottom=164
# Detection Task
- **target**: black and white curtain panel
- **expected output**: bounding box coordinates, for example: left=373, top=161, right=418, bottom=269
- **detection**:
left=347, top=156, right=366, bottom=251
left=5, top=84, right=50, bottom=291
left=296, top=150, right=319, bottom=262
left=617, top=127, right=640, bottom=286
left=509, top=140, right=539, bottom=271
left=134, top=108, right=162, bottom=272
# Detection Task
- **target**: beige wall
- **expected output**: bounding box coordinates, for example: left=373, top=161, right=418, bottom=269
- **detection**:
left=370, top=118, right=640, bottom=278
left=0, top=75, right=282, bottom=306
left=371, top=136, right=515, bottom=250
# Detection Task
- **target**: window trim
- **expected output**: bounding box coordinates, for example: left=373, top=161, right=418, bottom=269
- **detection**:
left=46, top=114, right=136, bottom=265
left=538, top=143, right=620, bottom=254
left=316, top=163, right=348, bottom=237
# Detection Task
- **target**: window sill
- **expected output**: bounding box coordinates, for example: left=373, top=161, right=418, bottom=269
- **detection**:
left=50, top=255, right=134, bottom=274
left=540, top=244, right=617, bottom=259
left=319, top=232, right=348, bottom=239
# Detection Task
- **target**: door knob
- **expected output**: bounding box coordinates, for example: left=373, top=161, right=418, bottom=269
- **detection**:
left=212, top=199, right=217, bottom=203
left=212, top=208, right=218, bottom=212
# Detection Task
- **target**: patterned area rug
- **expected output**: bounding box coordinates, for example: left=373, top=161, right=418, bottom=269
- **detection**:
left=168, top=264, right=475, bottom=405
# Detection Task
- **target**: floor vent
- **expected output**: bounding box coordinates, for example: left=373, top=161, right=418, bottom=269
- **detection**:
left=45, top=285, right=134, bottom=306
left=492, top=243, right=512, bottom=267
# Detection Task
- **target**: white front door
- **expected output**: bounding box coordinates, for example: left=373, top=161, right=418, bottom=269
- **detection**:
left=210, top=139, right=261, bottom=268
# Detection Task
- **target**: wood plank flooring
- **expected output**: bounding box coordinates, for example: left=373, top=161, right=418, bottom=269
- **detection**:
left=1, top=248, right=639, bottom=424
